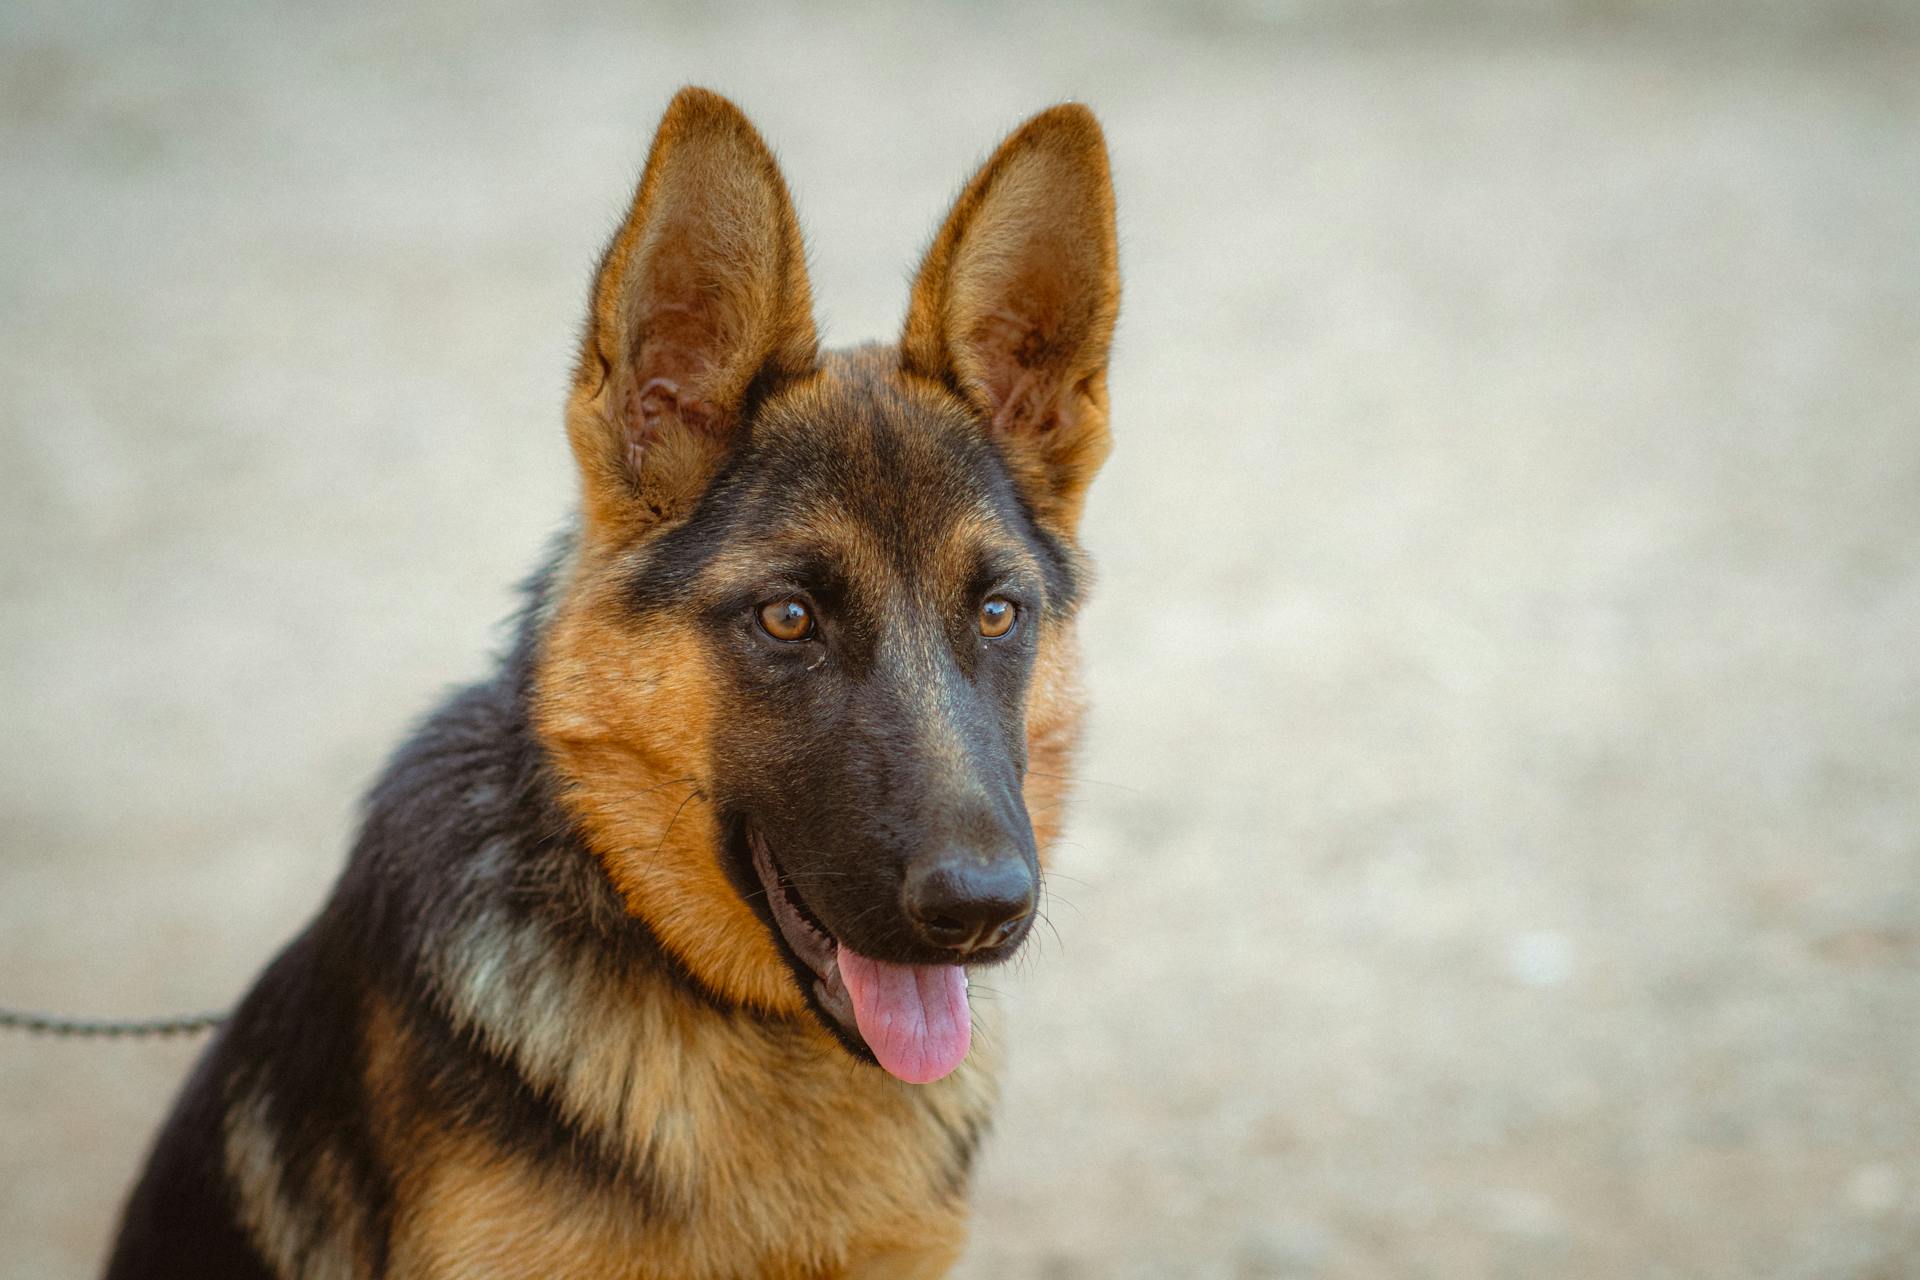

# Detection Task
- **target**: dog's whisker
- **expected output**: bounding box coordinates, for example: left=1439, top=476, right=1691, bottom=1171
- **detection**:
left=629, top=776, right=703, bottom=798
left=1026, top=770, right=1140, bottom=794
left=1035, top=908, right=1067, bottom=954
left=645, top=791, right=699, bottom=859
left=1039, top=891, right=1082, bottom=919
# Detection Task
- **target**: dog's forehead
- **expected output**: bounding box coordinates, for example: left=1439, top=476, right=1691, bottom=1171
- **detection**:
left=625, top=347, right=1047, bottom=618
left=740, top=351, right=1027, bottom=577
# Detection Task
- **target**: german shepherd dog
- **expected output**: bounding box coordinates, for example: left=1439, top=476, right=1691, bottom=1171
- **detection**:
left=104, top=88, right=1117, bottom=1279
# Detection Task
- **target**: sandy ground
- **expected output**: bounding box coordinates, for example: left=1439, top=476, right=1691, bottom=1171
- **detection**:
left=4, top=3, right=1918, bottom=1277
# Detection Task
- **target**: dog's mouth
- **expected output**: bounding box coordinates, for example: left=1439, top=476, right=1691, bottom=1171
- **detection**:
left=746, top=828, right=972, bottom=1085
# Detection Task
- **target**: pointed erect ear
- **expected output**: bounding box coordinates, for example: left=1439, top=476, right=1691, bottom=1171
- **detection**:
left=568, top=88, right=817, bottom=540
left=901, top=104, right=1120, bottom=532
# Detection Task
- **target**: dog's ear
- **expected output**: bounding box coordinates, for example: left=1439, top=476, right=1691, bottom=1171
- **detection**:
left=902, top=104, right=1119, bottom=532
left=568, top=87, right=817, bottom=541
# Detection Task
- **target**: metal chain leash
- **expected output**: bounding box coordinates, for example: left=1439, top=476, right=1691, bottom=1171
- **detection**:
left=0, top=1007, right=224, bottom=1038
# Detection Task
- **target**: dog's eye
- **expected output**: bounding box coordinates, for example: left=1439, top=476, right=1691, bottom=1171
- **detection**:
left=758, top=598, right=815, bottom=642
left=978, top=596, right=1016, bottom=639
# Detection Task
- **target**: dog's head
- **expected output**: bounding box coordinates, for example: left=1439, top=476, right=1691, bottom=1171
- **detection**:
left=533, top=89, right=1117, bottom=1083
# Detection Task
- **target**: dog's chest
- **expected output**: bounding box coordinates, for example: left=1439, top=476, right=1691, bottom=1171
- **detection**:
left=387, top=985, right=1001, bottom=1278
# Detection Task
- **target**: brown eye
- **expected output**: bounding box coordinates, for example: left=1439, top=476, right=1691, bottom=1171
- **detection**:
left=978, top=596, right=1016, bottom=639
left=758, top=598, right=814, bottom=642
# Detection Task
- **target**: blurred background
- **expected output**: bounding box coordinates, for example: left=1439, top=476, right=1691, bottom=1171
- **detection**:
left=3, top=1, right=1917, bottom=1276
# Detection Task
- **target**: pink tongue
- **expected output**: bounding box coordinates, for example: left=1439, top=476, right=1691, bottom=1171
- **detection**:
left=835, top=946, right=971, bottom=1084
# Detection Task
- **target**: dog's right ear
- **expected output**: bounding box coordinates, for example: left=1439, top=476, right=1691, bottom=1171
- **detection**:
left=567, top=88, right=817, bottom=543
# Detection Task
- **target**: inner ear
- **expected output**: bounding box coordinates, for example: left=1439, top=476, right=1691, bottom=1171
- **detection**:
left=622, top=252, right=735, bottom=444
left=955, top=225, right=1101, bottom=437
left=567, top=87, right=817, bottom=538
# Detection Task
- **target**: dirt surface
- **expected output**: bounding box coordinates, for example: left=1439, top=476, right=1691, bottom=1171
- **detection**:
left=4, top=3, right=1918, bottom=1277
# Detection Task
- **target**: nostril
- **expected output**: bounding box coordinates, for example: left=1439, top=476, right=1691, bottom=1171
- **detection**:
left=903, top=850, right=1036, bottom=955
left=920, top=914, right=974, bottom=944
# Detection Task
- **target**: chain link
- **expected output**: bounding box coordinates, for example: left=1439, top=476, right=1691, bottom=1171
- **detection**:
left=0, top=1007, right=224, bottom=1038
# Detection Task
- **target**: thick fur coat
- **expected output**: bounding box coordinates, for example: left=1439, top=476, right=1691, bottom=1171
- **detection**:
left=106, top=88, right=1118, bottom=1279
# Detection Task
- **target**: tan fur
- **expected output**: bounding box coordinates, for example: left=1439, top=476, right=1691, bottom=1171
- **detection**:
left=369, top=962, right=993, bottom=1278
left=1021, top=626, right=1085, bottom=856
left=533, top=556, right=803, bottom=1015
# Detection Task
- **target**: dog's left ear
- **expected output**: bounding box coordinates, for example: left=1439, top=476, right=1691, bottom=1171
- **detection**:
left=568, top=87, right=818, bottom=543
left=902, top=104, right=1120, bottom=533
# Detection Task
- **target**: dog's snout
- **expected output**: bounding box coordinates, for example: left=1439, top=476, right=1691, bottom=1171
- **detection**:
left=903, top=849, right=1035, bottom=955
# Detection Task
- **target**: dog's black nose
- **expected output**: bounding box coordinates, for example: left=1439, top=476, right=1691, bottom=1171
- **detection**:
left=903, top=850, right=1035, bottom=955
